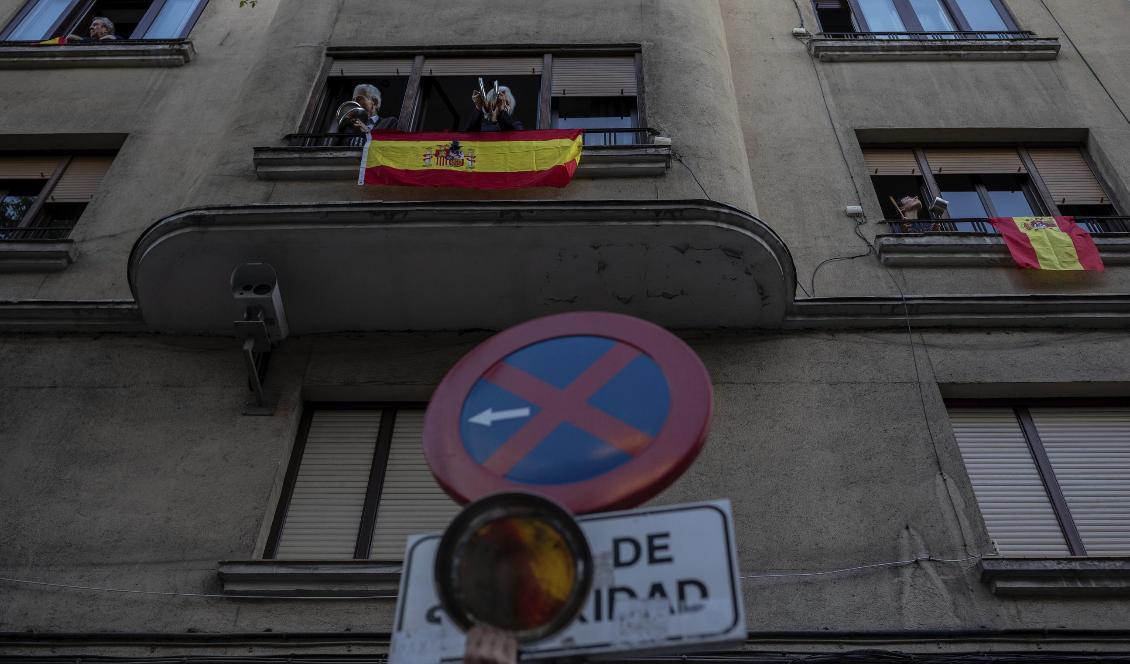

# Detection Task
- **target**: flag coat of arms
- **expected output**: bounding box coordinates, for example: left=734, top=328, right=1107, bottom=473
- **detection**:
left=988, top=216, right=1104, bottom=271
left=359, top=129, right=583, bottom=190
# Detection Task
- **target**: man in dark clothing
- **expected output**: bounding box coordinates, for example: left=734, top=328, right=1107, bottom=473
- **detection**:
left=464, top=85, right=524, bottom=132
left=69, top=17, right=124, bottom=41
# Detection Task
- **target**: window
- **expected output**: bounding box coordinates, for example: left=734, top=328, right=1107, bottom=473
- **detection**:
left=948, top=403, right=1130, bottom=556
left=814, top=0, right=1018, bottom=33
left=264, top=404, right=460, bottom=561
left=863, top=146, right=1119, bottom=232
left=0, top=0, right=207, bottom=40
left=301, top=51, right=646, bottom=145
left=0, top=154, right=111, bottom=241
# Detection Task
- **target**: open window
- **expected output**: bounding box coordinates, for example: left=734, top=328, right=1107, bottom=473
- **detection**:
left=416, top=57, right=541, bottom=132
left=0, top=0, right=208, bottom=40
left=813, top=0, right=1019, bottom=34
left=550, top=56, right=639, bottom=146
left=0, top=154, right=112, bottom=242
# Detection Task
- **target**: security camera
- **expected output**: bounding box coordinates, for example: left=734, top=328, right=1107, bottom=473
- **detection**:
left=231, top=263, right=288, bottom=347
left=929, top=196, right=949, bottom=216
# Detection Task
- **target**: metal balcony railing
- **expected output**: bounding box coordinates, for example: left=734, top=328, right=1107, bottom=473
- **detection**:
left=883, top=217, right=1130, bottom=234
left=283, top=128, right=659, bottom=148
left=0, top=226, right=75, bottom=241
left=817, top=30, right=1039, bottom=41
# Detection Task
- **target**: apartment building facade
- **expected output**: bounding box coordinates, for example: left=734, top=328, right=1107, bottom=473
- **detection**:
left=0, top=0, right=1128, bottom=660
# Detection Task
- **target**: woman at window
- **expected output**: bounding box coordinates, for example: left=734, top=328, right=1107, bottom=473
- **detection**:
left=464, top=84, right=523, bottom=132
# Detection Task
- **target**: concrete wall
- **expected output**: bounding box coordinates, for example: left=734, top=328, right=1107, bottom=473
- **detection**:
left=2, top=329, right=1130, bottom=640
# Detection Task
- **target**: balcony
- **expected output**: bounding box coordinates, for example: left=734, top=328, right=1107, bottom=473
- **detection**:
left=0, top=227, right=77, bottom=271
left=808, top=31, right=1060, bottom=61
left=252, top=128, right=672, bottom=181
left=0, top=39, right=195, bottom=68
left=876, top=217, right=1130, bottom=266
left=127, top=200, right=795, bottom=333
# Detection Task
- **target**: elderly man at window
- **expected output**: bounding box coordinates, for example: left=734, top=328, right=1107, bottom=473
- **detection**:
left=69, top=17, right=123, bottom=41
left=340, top=83, right=398, bottom=146
left=465, top=85, right=523, bottom=132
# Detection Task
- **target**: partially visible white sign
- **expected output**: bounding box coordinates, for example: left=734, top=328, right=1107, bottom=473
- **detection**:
left=389, top=500, right=745, bottom=662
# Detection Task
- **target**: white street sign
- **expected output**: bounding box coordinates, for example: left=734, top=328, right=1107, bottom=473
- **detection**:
left=389, top=500, right=745, bottom=662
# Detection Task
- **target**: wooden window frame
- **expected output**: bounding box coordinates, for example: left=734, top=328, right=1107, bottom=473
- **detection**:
left=845, top=0, right=1019, bottom=32
left=263, top=401, right=428, bottom=561
left=947, top=398, right=1130, bottom=556
left=300, top=46, right=645, bottom=136
left=0, top=0, right=207, bottom=40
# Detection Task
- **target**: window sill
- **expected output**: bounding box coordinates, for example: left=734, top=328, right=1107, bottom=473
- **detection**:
left=217, top=560, right=401, bottom=597
left=808, top=35, right=1060, bottom=62
left=251, top=142, right=672, bottom=181
left=876, top=233, right=1130, bottom=267
left=981, top=558, right=1130, bottom=597
left=0, top=240, right=75, bottom=271
left=0, top=40, right=195, bottom=68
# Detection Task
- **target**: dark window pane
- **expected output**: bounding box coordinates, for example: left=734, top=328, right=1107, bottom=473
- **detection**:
left=937, top=174, right=988, bottom=229
left=953, top=0, right=1008, bottom=30
left=871, top=175, right=929, bottom=220
left=78, top=0, right=152, bottom=39
left=6, top=0, right=72, bottom=40
left=981, top=174, right=1035, bottom=217
left=418, top=75, right=539, bottom=132
left=552, top=96, right=637, bottom=145
left=0, top=181, right=45, bottom=238
left=815, top=1, right=856, bottom=32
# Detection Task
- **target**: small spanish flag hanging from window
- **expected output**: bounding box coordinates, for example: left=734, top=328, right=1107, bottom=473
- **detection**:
left=359, top=129, right=583, bottom=190
left=37, top=36, right=68, bottom=45
left=989, top=216, right=1104, bottom=271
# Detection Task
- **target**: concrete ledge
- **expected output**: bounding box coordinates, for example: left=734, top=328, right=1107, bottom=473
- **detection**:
left=217, top=560, right=400, bottom=597
left=786, top=295, right=1130, bottom=329
left=876, top=233, right=1130, bottom=267
left=0, top=240, right=76, bottom=271
left=808, top=37, right=1060, bottom=62
left=252, top=143, right=672, bottom=181
left=0, top=41, right=195, bottom=68
left=0, top=300, right=144, bottom=332
left=981, top=558, right=1130, bottom=597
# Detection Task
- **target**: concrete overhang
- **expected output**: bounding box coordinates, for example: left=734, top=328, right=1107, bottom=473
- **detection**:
left=128, top=200, right=796, bottom=334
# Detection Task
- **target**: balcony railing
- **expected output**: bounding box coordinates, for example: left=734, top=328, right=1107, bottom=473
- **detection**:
left=883, top=217, right=1130, bottom=235
left=0, top=226, right=74, bottom=241
left=817, top=30, right=1040, bottom=41
left=283, top=127, right=660, bottom=148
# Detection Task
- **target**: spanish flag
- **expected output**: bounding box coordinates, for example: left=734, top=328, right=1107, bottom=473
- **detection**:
left=37, top=36, right=68, bottom=45
left=359, top=129, right=583, bottom=189
left=989, top=216, right=1104, bottom=271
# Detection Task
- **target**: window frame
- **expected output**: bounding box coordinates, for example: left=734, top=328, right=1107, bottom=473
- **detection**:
left=0, top=0, right=207, bottom=40
left=832, top=0, right=1019, bottom=32
left=299, top=46, right=647, bottom=137
left=263, top=401, right=428, bottom=561
left=947, top=397, right=1130, bottom=557
left=0, top=152, right=113, bottom=241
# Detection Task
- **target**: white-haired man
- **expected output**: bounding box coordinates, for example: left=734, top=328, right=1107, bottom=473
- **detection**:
left=466, top=84, right=524, bottom=132
left=69, top=16, right=122, bottom=41
left=342, top=83, right=398, bottom=145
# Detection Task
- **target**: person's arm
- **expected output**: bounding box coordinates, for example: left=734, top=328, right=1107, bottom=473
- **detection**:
left=494, top=111, right=522, bottom=131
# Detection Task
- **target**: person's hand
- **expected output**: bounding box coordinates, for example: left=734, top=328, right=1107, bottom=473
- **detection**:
left=351, top=118, right=367, bottom=133
left=471, top=90, right=485, bottom=111
left=463, top=626, right=517, bottom=664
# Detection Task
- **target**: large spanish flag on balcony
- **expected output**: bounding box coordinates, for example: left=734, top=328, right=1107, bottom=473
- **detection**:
left=989, top=216, right=1104, bottom=271
left=359, top=129, right=583, bottom=189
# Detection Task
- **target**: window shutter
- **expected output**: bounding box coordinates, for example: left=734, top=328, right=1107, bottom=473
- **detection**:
left=275, top=410, right=382, bottom=560
left=1030, top=408, right=1130, bottom=555
left=925, top=149, right=1026, bottom=174
left=861, top=149, right=920, bottom=175
left=327, top=58, right=414, bottom=77
left=0, top=157, right=60, bottom=179
left=369, top=409, right=461, bottom=560
left=948, top=408, right=1070, bottom=555
left=551, top=57, right=638, bottom=96
left=1027, top=148, right=1110, bottom=206
left=48, top=157, right=112, bottom=202
left=423, top=57, right=543, bottom=77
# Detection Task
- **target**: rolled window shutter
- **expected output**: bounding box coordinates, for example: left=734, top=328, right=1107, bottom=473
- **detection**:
left=948, top=408, right=1069, bottom=555
left=0, top=157, right=60, bottom=179
left=551, top=57, right=637, bottom=97
left=327, top=58, right=414, bottom=77
left=369, top=409, right=461, bottom=560
left=49, top=157, right=112, bottom=202
left=1031, top=408, right=1130, bottom=555
left=861, top=149, right=919, bottom=175
left=275, top=410, right=382, bottom=560
left=1028, top=148, right=1110, bottom=206
left=424, top=57, right=543, bottom=77
left=925, top=149, right=1026, bottom=174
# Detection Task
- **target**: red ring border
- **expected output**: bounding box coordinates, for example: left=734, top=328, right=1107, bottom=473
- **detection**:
left=423, top=312, right=713, bottom=515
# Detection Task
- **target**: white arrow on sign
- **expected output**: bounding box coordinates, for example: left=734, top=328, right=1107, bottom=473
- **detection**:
left=467, top=407, right=531, bottom=427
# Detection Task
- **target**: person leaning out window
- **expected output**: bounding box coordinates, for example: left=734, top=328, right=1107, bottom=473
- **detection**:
left=464, top=85, right=523, bottom=132
left=69, top=17, right=123, bottom=41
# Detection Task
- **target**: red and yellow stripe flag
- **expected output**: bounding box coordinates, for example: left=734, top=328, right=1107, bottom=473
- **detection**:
left=989, top=216, right=1104, bottom=271
left=36, top=36, right=68, bottom=45
left=359, top=129, right=583, bottom=189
